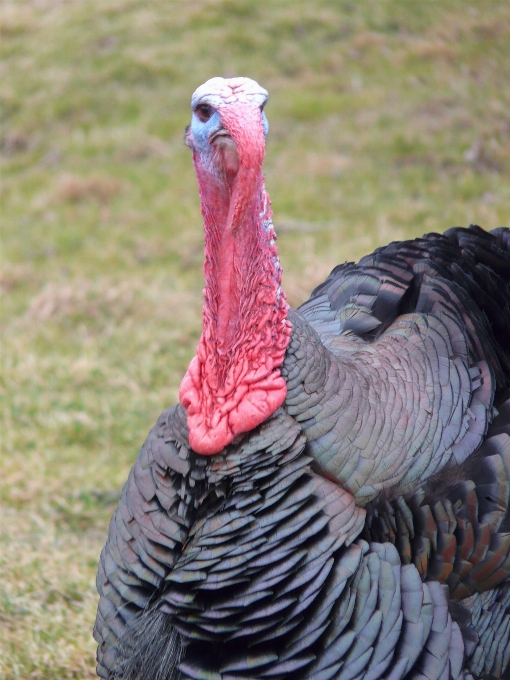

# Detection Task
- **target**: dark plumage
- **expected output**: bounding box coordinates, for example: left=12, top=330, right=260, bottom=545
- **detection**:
left=94, top=78, right=510, bottom=680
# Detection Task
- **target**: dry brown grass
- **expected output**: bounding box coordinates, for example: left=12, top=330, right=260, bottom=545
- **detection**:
left=53, top=175, right=121, bottom=205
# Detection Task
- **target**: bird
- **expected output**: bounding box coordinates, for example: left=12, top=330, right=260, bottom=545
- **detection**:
left=94, top=77, right=510, bottom=680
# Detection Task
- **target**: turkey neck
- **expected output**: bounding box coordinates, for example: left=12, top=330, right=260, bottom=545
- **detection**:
left=198, top=155, right=275, bottom=363
left=180, top=106, right=291, bottom=456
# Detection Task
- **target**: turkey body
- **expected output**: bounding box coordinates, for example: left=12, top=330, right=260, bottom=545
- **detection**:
left=94, top=78, right=510, bottom=680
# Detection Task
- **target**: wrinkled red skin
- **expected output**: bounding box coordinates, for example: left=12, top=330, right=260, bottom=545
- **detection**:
left=179, top=103, right=292, bottom=455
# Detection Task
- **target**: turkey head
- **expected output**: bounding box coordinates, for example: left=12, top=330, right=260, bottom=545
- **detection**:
left=179, top=77, right=292, bottom=455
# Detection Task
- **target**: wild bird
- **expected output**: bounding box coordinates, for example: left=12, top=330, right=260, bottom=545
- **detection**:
left=94, top=77, right=510, bottom=680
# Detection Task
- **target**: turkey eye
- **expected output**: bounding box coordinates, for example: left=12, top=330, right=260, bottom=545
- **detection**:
left=196, top=104, right=213, bottom=122
left=260, top=102, right=266, bottom=112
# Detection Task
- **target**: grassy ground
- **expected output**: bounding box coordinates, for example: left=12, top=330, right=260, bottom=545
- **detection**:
left=1, top=0, right=509, bottom=677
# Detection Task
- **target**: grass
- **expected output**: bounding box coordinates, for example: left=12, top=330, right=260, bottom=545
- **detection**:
left=1, top=0, right=509, bottom=676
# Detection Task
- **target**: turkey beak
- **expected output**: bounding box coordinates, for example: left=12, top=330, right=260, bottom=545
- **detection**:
left=209, top=128, right=230, bottom=144
left=210, top=127, right=239, bottom=182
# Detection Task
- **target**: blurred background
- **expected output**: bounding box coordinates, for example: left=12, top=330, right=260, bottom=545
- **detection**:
left=1, top=0, right=509, bottom=676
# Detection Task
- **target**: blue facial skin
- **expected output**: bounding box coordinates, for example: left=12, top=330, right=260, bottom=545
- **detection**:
left=189, top=106, right=269, bottom=155
left=189, top=108, right=222, bottom=153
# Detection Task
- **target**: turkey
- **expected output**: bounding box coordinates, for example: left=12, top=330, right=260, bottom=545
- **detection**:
left=94, top=77, right=510, bottom=680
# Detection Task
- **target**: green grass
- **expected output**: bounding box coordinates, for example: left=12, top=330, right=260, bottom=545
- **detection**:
left=1, top=0, right=509, bottom=676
